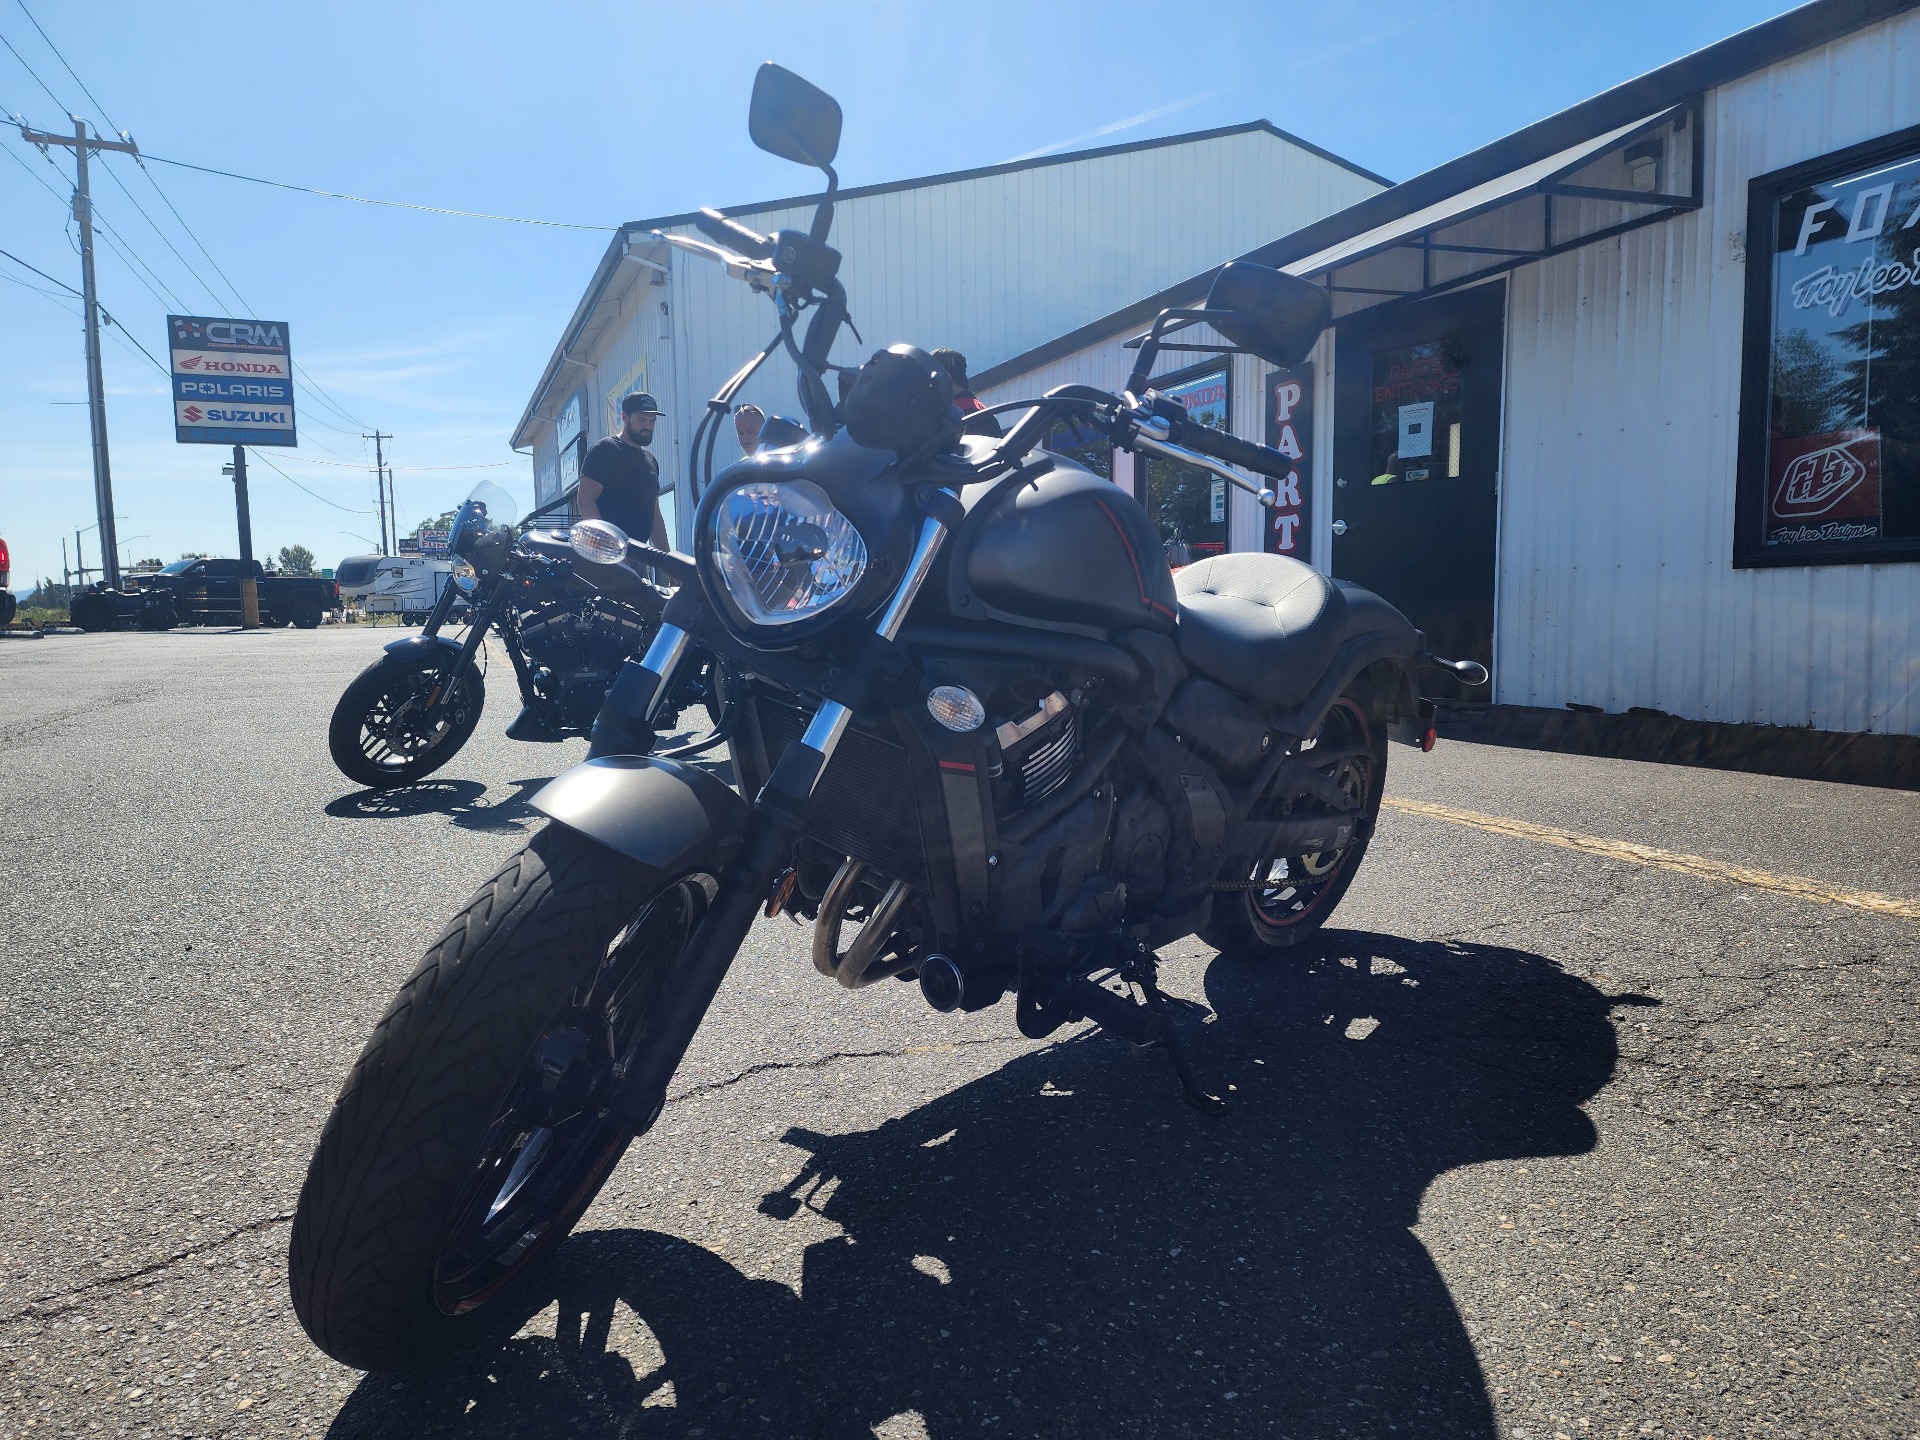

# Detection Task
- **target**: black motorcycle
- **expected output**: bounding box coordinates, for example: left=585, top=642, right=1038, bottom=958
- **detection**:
left=325, top=481, right=723, bottom=790
left=290, top=64, right=1486, bottom=1370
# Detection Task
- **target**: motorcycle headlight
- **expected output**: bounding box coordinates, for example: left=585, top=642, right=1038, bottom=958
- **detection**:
left=711, top=479, right=868, bottom=627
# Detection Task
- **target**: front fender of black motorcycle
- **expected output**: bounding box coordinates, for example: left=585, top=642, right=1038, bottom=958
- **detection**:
left=382, top=633, right=465, bottom=661
left=532, top=755, right=751, bottom=885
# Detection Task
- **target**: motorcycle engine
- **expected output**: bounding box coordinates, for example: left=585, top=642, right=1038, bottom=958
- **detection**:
left=518, top=598, right=654, bottom=730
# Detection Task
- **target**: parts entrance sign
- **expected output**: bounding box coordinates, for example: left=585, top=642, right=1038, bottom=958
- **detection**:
left=167, top=315, right=297, bottom=446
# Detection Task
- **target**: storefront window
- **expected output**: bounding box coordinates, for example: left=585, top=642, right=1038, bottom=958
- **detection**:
left=1141, top=363, right=1230, bottom=568
left=1041, top=413, right=1113, bottom=479
left=1366, top=342, right=1463, bottom=488
left=1737, top=123, right=1920, bottom=567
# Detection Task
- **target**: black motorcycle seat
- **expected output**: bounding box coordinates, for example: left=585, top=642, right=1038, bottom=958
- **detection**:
left=1173, top=553, right=1409, bottom=708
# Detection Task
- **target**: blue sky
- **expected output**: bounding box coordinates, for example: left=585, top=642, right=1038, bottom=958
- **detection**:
left=2, top=0, right=1796, bottom=590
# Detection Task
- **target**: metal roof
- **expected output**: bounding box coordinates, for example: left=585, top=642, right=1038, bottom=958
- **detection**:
left=973, top=0, right=1915, bottom=392
left=511, top=121, right=1389, bottom=448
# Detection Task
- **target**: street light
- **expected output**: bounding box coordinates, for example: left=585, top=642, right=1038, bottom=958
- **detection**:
left=118, top=535, right=150, bottom=570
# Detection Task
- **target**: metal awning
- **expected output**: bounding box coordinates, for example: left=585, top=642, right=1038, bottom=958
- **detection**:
left=1286, top=101, right=1703, bottom=316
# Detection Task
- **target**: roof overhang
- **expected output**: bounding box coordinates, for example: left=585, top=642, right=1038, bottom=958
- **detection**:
left=1286, top=102, right=1702, bottom=317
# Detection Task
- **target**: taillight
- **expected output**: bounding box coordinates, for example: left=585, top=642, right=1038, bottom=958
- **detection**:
left=0, top=536, right=10, bottom=577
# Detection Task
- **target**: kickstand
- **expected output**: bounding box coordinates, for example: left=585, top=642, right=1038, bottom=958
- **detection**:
left=1127, top=950, right=1230, bottom=1116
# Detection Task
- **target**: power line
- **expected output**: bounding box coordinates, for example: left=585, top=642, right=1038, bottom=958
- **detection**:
left=0, top=26, right=64, bottom=111
left=271, top=451, right=518, bottom=472
left=0, top=240, right=79, bottom=294
left=138, top=151, right=617, bottom=230
left=14, top=2, right=119, bottom=132
left=245, top=448, right=374, bottom=514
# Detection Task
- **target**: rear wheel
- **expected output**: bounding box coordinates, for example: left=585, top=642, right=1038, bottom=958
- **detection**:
left=137, top=604, right=178, bottom=632
left=328, top=649, right=486, bottom=789
left=289, top=824, right=714, bottom=1370
left=1201, top=693, right=1386, bottom=954
left=291, top=599, right=325, bottom=629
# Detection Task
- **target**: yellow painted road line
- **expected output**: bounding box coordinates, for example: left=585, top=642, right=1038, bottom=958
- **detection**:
left=1380, top=796, right=1920, bottom=922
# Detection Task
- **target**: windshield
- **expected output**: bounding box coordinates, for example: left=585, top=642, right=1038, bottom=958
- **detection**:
left=443, top=481, right=522, bottom=554
left=160, top=560, right=198, bottom=574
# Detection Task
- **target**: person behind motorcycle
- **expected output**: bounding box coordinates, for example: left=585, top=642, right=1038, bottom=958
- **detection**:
left=578, top=392, right=669, bottom=547
left=932, top=348, right=1002, bottom=437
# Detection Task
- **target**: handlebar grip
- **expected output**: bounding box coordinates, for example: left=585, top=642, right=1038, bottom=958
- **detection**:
left=694, top=207, right=773, bottom=261
left=1165, top=411, right=1300, bottom=480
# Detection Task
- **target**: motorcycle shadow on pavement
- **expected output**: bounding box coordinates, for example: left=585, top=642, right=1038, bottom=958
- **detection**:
left=326, top=931, right=1645, bottom=1439
left=322, top=777, right=550, bottom=832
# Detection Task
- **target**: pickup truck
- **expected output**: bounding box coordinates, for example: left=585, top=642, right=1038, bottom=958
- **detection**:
left=70, top=559, right=340, bottom=631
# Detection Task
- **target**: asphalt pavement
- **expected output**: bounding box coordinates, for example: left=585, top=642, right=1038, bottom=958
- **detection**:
left=0, top=626, right=1913, bottom=1439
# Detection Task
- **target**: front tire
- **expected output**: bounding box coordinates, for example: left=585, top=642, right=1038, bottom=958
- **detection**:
left=1201, top=693, right=1387, bottom=954
left=289, top=824, right=716, bottom=1371
left=328, top=650, right=486, bottom=789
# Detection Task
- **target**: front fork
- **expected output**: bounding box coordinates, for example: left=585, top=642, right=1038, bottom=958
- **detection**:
left=599, top=507, right=953, bottom=1132
left=421, top=580, right=495, bottom=715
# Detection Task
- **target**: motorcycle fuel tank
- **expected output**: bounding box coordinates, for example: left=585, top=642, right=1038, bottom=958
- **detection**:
left=946, top=456, right=1179, bottom=637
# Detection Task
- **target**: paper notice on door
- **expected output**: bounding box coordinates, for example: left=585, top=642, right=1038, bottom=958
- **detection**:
left=1398, top=401, right=1435, bottom=459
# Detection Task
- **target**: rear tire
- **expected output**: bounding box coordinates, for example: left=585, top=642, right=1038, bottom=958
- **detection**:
left=137, top=604, right=178, bottom=632
left=1201, top=693, right=1387, bottom=954
left=288, top=824, right=714, bottom=1370
left=291, top=600, right=325, bottom=629
left=328, top=649, right=486, bottom=789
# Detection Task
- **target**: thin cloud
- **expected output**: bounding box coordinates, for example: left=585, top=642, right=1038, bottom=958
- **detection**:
left=1006, top=89, right=1226, bottom=164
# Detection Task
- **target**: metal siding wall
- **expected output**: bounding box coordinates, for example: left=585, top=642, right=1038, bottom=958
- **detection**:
left=1499, top=12, right=1920, bottom=735
left=529, top=129, right=1382, bottom=520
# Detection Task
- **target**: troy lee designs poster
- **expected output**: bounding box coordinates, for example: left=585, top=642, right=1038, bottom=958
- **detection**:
left=1263, top=366, right=1312, bottom=560
left=1762, top=144, right=1920, bottom=549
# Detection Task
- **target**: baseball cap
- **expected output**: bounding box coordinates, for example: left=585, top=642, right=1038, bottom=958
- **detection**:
left=621, top=392, right=661, bottom=415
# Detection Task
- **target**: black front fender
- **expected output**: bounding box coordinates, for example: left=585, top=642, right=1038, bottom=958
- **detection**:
left=383, top=634, right=465, bottom=661
left=533, top=756, right=751, bottom=883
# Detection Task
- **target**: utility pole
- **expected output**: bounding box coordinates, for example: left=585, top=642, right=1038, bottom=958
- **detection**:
left=20, top=118, right=140, bottom=590
left=229, top=447, right=259, bottom=628
left=364, top=432, right=392, bottom=553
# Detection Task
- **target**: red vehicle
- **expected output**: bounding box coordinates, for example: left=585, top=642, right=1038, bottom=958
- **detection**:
left=0, top=535, right=14, bottom=626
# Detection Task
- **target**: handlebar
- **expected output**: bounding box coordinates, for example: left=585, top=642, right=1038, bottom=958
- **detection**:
left=1161, top=407, right=1299, bottom=482
left=694, top=207, right=774, bottom=261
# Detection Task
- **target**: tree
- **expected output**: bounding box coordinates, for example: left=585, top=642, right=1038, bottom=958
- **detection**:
left=179, top=551, right=208, bottom=561
left=278, top=544, right=316, bottom=575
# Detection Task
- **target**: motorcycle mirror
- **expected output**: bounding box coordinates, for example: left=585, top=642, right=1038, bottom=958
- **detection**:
left=749, top=62, right=842, bottom=170
left=570, top=518, right=630, bottom=566
left=1204, top=262, right=1331, bottom=370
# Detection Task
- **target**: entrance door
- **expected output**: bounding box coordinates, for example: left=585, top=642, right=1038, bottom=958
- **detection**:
left=1332, top=281, right=1504, bottom=691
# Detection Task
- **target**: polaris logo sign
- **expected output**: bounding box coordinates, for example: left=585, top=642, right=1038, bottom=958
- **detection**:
left=168, top=313, right=297, bottom=446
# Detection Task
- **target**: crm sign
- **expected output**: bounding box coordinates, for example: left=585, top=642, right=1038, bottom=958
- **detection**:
left=167, top=313, right=297, bottom=446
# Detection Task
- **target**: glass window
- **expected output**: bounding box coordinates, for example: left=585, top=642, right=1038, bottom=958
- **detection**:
left=1141, top=364, right=1230, bottom=569
left=1737, top=125, right=1920, bottom=566
left=1041, top=413, right=1113, bottom=480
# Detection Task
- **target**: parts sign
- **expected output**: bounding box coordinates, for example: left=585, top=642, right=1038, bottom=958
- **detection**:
left=168, top=314, right=297, bottom=446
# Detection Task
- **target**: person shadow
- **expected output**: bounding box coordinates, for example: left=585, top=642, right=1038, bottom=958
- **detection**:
left=326, top=930, right=1646, bottom=1439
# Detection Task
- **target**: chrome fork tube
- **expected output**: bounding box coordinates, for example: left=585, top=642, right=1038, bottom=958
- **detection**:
left=793, top=509, right=950, bottom=780
left=635, top=623, right=690, bottom=723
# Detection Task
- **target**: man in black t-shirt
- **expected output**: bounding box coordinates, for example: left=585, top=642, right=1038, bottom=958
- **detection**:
left=578, top=392, right=668, bottom=546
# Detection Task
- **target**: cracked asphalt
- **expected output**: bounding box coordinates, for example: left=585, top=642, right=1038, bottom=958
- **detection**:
left=1, top=626, right=1914, bottom=1439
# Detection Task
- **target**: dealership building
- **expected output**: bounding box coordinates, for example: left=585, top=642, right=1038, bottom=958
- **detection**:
left=512, top=124, right=1386, bottom=540
left=977, top=0, right=1920, bottom=740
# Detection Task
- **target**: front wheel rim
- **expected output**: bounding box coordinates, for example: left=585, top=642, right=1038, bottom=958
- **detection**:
left=356, top=665, right=470, bottom=773
left=431, top=875, right=711, bottom=1314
